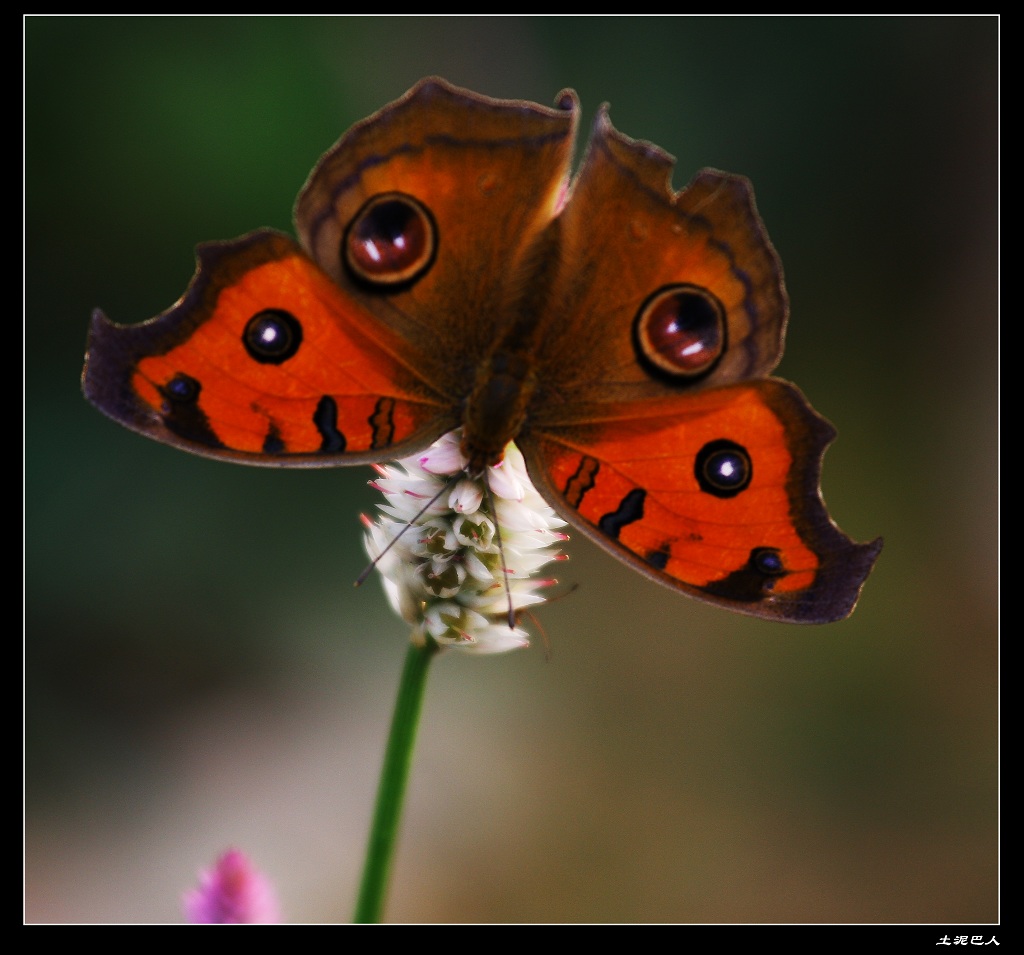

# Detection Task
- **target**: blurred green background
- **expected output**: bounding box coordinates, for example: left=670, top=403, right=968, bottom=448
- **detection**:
left=26, top=17, right=997, bottom=923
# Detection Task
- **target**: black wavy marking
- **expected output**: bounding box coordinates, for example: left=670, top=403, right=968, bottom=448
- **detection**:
left=262, top=423, right=285, bottom=455
left=562, top=455, right=600, bottom=508
left=369, top=397, right=396, bottom=449
left=314, top=396, right=346, bottom=453
left=645, top=548, right=670, bottom=571
left=598, top=488, right=646, bottom=539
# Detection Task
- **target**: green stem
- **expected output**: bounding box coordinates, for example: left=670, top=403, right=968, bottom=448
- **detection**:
left=354, top=638, right=439, bottom=923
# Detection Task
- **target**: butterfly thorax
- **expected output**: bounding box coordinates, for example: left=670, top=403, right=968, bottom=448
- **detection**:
left=462, top=347, right=537, bottom=472
left=460, top=220, right=561, bottom=471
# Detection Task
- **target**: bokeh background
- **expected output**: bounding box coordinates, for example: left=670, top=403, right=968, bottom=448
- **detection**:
left=26, top=17, right=997, bottom=923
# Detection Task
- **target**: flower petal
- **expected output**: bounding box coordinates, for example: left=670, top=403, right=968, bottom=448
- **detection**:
left=364, top=430, right=565, bottom=654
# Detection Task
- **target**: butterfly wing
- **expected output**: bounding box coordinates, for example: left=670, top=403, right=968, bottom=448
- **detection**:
left=521, top=107, right=881, bottom=622
left=523, top=383, right=881, bottom=623
left=83, top=78, right=579, bottom=466
left=294, top=77, right=577, bottom=392
left=83, top=230, right=458, bottom=465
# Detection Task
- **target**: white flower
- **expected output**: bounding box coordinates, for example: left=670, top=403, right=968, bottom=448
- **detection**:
left=363, top=431, right=566, bottom=654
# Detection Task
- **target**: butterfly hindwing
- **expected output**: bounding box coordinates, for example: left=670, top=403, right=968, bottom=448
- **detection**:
left=523, top=381, right=881, bottom=623
left=83, top=230, right=456, bottom=465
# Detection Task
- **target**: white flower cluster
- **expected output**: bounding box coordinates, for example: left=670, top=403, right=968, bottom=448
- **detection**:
left=364, top=431, right=566, bottom=654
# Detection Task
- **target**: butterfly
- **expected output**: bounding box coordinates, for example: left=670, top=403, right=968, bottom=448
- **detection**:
left=82, top=77, right=881, bottom=623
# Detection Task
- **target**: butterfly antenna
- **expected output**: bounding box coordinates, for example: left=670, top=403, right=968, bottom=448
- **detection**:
left=520, top=607, right=553, bottom=661
left=355, top=477, right=454, bottom=587
left=481, top=471, right=516, bottom=629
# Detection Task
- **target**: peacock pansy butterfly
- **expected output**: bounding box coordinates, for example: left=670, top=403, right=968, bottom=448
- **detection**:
left=82, top=77, right=881, bottom=623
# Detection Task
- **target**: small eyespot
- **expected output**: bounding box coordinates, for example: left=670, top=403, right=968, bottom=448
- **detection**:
left=751, top=547, right=785, bottom=577
left=243, top=309, right=303, bottom=364
left=695, top=439, right=752, bottom=498
left=343, top=192, right=437, bottom=288
left=634, top=284, right=726, bottom=382
left=163, top=373, right=200, bottom=404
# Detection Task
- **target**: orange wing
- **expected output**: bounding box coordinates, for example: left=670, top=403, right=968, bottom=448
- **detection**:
left=523, top=381, right=881, bottom=623
left=517, top=108, right=880, bottom=622
left=84, top=79, right=581, bottom=468
left=83, top=231, right=457, bottom=466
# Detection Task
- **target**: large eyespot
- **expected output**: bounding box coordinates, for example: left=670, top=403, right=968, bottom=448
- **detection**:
left=343, top=192, right=437, bottom=288
left=695, top=439, right=752, bottom=498
left=243, top=309, right=303, bottom=364
left=634, top=284, right=726, bottom=382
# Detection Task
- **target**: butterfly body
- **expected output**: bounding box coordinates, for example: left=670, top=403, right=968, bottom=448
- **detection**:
left=83, top=77, right=881, bottom=623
